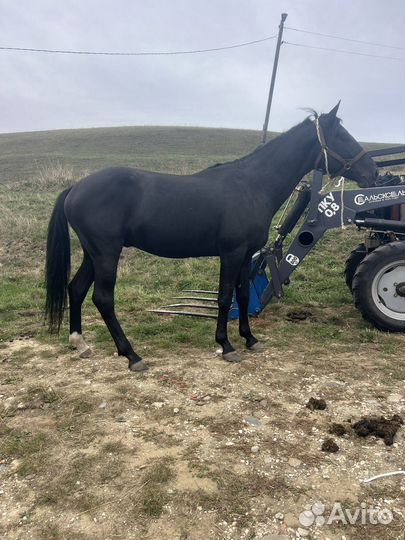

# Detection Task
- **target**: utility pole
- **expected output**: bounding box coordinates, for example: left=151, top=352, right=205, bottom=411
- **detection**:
left=262, top=12, right=287, bottom=144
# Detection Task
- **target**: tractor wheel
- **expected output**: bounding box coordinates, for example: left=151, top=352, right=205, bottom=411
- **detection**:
left=353, top=241, right=405, bottom=332
left=344, top=243, right=368, bottom=291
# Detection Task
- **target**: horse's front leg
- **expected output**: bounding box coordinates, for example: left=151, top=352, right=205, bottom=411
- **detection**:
left=236, top=255, right=263, bottom=351
left=216, top=251, right=245, bottom=363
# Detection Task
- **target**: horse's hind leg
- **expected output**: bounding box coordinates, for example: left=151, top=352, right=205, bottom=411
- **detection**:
left=236, top=255, right=262, bottom=351
left=68, top=250, right=94, bottom=358
left=92, top=252, right=147, bottom=372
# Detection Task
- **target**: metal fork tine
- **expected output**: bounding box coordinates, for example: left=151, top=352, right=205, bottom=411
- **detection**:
left=161, top=303, right=218, bottom=310
left=182, top=289, right=218, bottom=294
left=174, top=296, right=218, bottom=303
left=148, top=309, right=217, bottom=319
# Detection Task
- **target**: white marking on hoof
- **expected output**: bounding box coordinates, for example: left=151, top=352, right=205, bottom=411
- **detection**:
left=69, top=332, right=92, bottom=357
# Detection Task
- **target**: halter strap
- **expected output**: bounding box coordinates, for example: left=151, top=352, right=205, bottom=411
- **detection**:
left=314, top=117, right=367, bottom=178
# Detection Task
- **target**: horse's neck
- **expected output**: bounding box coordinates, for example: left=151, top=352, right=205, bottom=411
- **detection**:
left=248, top=120, right=319, bottom=212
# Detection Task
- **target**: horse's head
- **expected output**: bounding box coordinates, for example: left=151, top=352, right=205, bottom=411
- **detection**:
left=315, top=102, right=378, bottom=187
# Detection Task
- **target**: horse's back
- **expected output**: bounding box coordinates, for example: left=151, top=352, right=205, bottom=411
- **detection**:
left=64, top=166, right=232, bottom=257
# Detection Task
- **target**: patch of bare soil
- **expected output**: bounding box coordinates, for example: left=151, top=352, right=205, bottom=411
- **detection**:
left=0, top=334, right=404, bottom=540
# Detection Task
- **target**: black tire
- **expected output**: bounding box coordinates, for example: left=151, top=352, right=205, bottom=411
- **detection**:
left=353, top=241, right=405, bottom=332
left=344, top=243, right=368, bottom=291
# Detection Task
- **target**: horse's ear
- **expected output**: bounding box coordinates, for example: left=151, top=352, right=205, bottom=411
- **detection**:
left=326, top=101, right=341, bottom=120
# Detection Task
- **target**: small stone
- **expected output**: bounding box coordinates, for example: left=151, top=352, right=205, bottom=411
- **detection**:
left=17, top=402, right=25, bottom=409
left=98, top=401, right=108, bottom=409
left=202, top=395, right=211, bottom=401
left=243, top=416, right=262, bottom=428
left=297, top=527, right=309, bottom=537
left=260, top=399, right=268, bottom=407
left=173, top=408, right=179, bottom=414
left=152, top=401, right=164, bottom=408
left=225, top=441, right=234, bottom=446
left=275, top=512, right=284, bottom=520
left=387, top=393, right=402, bottom=403
left=251, top=445, right=260, bottom=454
left=288, top=457, right=301, bottom=467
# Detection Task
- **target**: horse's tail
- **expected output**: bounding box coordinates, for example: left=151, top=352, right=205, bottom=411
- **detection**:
left=45, top=187, right=72, bottom=333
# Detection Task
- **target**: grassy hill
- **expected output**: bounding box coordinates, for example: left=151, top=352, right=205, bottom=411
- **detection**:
left=0, top=125, right=400, bottom=184
left=0, top=126, right=267, bottom=183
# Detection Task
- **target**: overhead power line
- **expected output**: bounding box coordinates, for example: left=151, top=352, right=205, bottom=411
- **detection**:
left=1, top=28, right=402, bottom=62
left=0, top=35, right=277, bottom=56
left=285, top=26, right=404, bottom=51
left=283, top=41, right=404, bottom=61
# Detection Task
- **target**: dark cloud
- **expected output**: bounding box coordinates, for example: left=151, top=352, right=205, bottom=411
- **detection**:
left=0, top=0, right=403, bottom=141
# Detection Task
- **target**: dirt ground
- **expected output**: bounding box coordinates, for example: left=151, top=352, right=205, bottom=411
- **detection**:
left=0, top=326, right=404, bottom=540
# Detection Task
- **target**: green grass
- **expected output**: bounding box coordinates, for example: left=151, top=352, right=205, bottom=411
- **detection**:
left=142, top=459, right=175, bottom=517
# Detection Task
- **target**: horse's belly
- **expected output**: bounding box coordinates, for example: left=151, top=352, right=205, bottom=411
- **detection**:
left=126, top=222, right=219, bottom=258
left=132, top=243, right=217, bottom=259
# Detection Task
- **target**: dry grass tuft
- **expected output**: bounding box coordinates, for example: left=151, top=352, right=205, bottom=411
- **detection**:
left=33, top=162, right=81, bottom=191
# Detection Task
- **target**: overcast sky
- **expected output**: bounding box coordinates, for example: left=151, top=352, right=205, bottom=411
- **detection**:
left=0, top=0, right=404, bottom=142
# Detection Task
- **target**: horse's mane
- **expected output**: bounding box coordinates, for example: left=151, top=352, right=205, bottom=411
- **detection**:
left=206, top=108, right=341, bottom=170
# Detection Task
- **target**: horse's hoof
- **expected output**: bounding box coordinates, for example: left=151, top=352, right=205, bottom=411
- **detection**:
left=79, top=347, right=92, bottom=359
left=129, top=360, right=149, bottom=372
left=247, top=342, right=266, bottom=352
left=223, top=351, right=242, bottom=363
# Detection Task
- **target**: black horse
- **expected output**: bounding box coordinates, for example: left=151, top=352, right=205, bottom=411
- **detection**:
left=45, top=103, right=377, bottom=371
